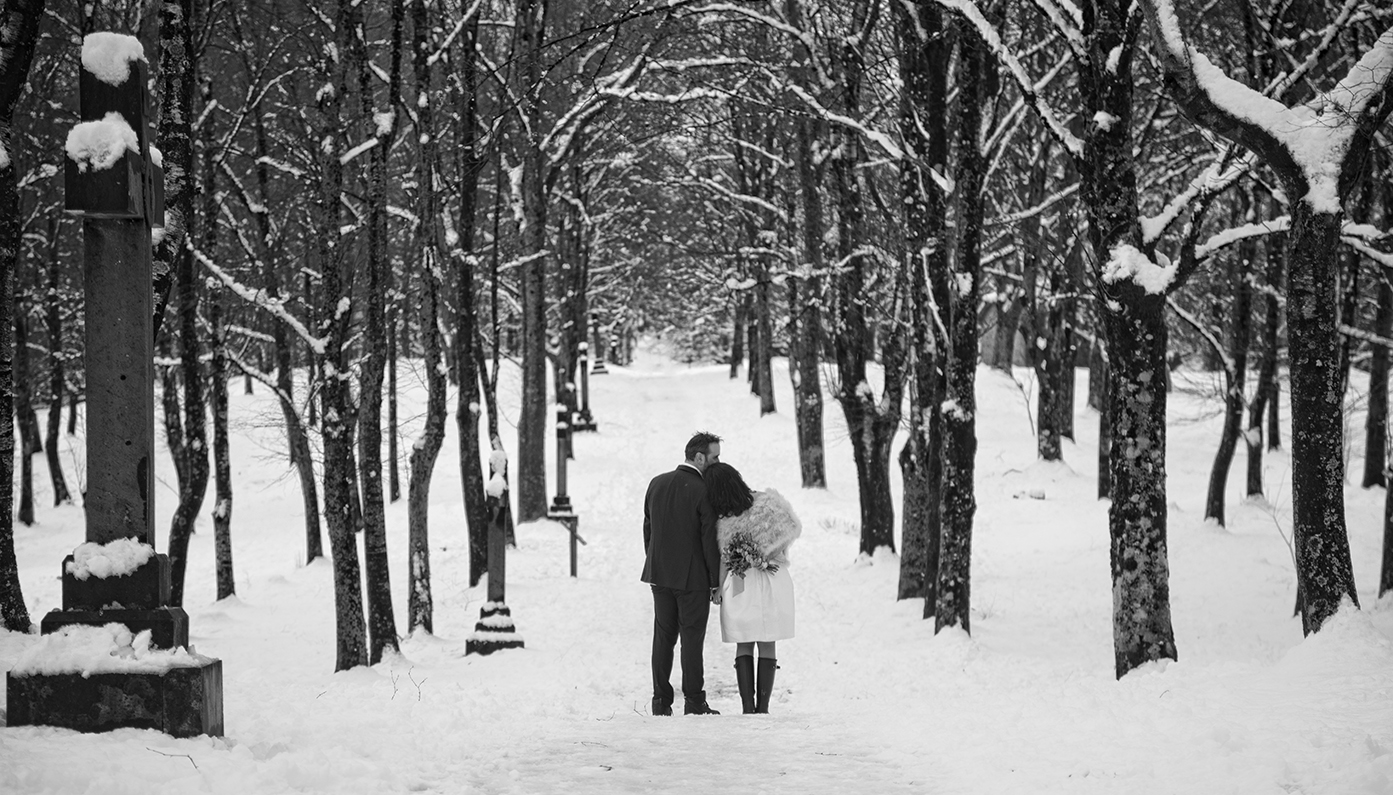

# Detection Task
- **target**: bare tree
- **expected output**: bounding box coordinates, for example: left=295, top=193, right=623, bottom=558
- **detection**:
left=1144, top=0, right=1393, bottom=634
left=0, top=0, right=44, bottom=632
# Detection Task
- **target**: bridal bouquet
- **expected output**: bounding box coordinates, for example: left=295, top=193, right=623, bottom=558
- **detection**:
left=723, top=531, right=772, bottom=578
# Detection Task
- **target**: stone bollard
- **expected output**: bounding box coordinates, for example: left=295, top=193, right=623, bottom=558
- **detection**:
left=574, top=342, right=597, bottom=432
left=467, top=454, right=523, bottom=655
left=6, top=32, right=223, bottom=738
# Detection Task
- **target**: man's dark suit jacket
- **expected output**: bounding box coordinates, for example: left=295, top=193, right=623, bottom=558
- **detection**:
left=641, top=465, right=720, bottom=592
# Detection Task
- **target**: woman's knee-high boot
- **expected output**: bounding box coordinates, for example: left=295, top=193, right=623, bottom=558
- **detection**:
left=734, top=655, right=756, bottom=714
left=755, top=657, right=777, bottom=714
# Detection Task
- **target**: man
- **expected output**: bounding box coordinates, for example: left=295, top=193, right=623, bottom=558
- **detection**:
left=642, top=431, right=722, bottom=716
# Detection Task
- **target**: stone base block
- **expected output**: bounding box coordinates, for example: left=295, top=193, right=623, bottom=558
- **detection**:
left=465, top=635, right=525, bottom=655
left=41, top=606, right=189, bottom=650
left=62, top=553, right=171, bottom=611
left=465, top=604, right=523, bottom=656
left=6, top=657, right=223, bottom=737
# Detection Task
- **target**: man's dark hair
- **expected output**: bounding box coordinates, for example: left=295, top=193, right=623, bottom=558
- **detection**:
left=684, top=431, right=722, bottom=461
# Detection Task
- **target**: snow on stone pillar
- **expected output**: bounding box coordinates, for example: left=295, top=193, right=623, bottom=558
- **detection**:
left=65, top=32, right=162, bottom=547
left=467, top=450, right=524, bottom=655
left=574, top=341, right=597, bottom=432
left=6, top=32, right=223, bottom=738
left=589, top=314, right=609, bottom=375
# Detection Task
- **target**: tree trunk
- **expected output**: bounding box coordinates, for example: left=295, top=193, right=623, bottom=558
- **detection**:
left=935, top=15, right=989, bottom=633
left=515, top=0, right=549, bottom=523
left=203, top=105, right=234, bottom=602
left=159, top=0, right=207, bottom=610
left=842, top=396, right=899, bottom=555
left=0, top=0, right=39, bottom=633
left=1247, top=233, right=1283, bottom=497
left=16, top=296, right=35, bottom=526
left=730, top=296, right=745, bottom=379
left=251, top=107, right=321, bottom=563
left=1286, top=203, right=1359, bottom=633
left=0, top=152, right=22, bottom=626
left=453, top=11, right=490, bottom=588
left=354, top=0, right=405, bottom=665
left=43, top=216, right=70, bottom=505
left=893, top=0, right=948, bottom=603
left=992, top=291, right=1021, bottom=371
left=210, top=290, right=234, bottom=600
left=1103, top=289, right=1177, bottom=676
left=67, top=380, right=78, bottom=436
left=754, top=257, right=775, bottom=415
left=789, top=113, right=825, bottom=489
left=408, top=0, right=447, bottom=634
left=388, top=307, right=400, bottom=503
left=1084, top=3, right=1176, bottom=677
left=1364, top=271, right=1392, bottom=489
left=831, top=0, right=900, bottom=557
left=321, top=0, right=368, bottom=671
left=408, top=271, right=445, bottom=633
left=1203, top=213, right=1254, bottom=526
left=1087, top=337, right=1106, bottom=411
left=1382, top=477, right=1393, bottom=598
left=481, top=160, right=516, bottom=556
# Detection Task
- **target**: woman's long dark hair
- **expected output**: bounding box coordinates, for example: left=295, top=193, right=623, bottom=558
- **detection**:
left=704, top=462, right=754, bottom=518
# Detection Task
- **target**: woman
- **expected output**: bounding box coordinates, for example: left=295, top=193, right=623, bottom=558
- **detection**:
left=704, top=462, right=800, bottom=714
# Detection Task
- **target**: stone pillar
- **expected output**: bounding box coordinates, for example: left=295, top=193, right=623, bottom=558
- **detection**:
left=589, top=314, right=608, bottom=375
left=6, top=32, right=222, bottom=738
left=466, top=460, right=524, bottom=655
left=547, top=406, right=584, bottom=577
left=574, top=342, right=597, bottom=432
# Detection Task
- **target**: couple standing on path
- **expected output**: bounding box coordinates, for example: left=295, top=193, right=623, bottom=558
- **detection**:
left=641, top=431, right=802, bottom=716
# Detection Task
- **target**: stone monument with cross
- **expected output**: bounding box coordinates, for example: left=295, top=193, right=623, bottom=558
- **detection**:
left=466, top=450, right=525, bottom=655
left=4, top=32, right=223, bottom=737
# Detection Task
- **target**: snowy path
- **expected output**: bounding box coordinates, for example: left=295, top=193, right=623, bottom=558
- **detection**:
left=3, top=342, right=1393, bottom=793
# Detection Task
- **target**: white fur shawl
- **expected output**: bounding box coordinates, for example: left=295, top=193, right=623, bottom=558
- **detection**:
left=717, top=489, right=801, bottom=559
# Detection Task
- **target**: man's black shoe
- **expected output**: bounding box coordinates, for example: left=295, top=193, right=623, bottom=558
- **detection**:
left=652, top=698, right=672, bottom=716
left=683, top=699, right=720, bottom=715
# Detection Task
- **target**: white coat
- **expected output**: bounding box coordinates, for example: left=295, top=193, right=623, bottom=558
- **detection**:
left=717, top=489, right=800, bottom=643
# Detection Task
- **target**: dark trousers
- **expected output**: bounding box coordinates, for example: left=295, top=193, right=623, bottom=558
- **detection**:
left=650, top=584, right=710, bottom=704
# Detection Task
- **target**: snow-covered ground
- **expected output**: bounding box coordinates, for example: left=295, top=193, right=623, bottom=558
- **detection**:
left=2, top=341, right=1392, bottom=794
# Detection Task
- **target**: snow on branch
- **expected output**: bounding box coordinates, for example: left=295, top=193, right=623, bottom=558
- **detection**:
left=934, top=0, right=1084, bottom=159
left=1166, top=296, right=1234, bottom=375
left=1339, top=323, right=1393, bottom=351
left=1025, top=0, right=1084, bottom=58
left=991, top=183, right=1079, bottom=227
left=1145, top=0, right=1393, bottom=213
left=596, top=85, right=728, bottom=104
left=688, top=2, right=822, bottom=82
left=428, top=0, right=485, bottom=66
left=1345, top=236, right=1393, bottom=269
left=680, top=170, right=789, bottom=224
left=255, top=155, right=305, bottom=179
left=1140, top=149, right=1252, bottom=245
left=338, top=137, right=379, bottom=166
left=784, top=82, right=903, bottom=160
left=1262, top=0, right=1364, bottom=100
left=1194, top=216, right=1289, bottom=263
left=221, top=344, right=294, bottom=409
left=194, top=247, right=327, bottom=355
left=1102, top=242, right=1176, bottom=294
